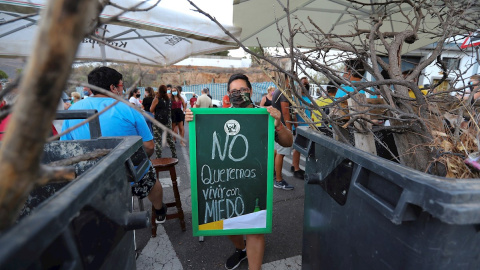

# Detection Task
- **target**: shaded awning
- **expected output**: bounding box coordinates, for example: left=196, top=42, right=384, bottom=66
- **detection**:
left=233, top=0, right=474, bottom=54
left=0, top=0, right=241, bottom=65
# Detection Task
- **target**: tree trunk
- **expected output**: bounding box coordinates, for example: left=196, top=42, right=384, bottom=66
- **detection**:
left=0, top=0, right=105, bottom=231
left=392, top=105, right=446, bottom=176
left=348, top=95, right=377, bottom=155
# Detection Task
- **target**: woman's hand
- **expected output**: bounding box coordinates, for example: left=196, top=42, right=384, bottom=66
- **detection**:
left=185, top=108, right=194, bottom=122
left=266, top=106, right=282, bottom=127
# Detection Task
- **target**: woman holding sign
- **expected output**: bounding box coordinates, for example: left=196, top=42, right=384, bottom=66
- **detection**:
left=185, top=74, right=293, bottom=270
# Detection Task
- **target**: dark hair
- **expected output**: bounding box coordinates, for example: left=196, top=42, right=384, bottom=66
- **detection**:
left=284, top=70, right=297, bottom=89
left=227, top=73, right=252, bottom=92
left=87, top=66, right=123, bottom=95
left=171, top=86, right=183, bottom=102
left=284, top=70, right=297, bottom=80
left=402, top=69, right=413, bottom=76
left=128, top=88, right=139, bottom=99
left=157, top=85, right=169, bottom=101
left=381, top=69, right=390, bottom=80
left=344, top=59, right=366, bottom=77
left=145, top=87, right=154, bottom=97
left=166, top=84, right=172, bottom=88
left=176, top=85, right=184, bottom=101
left=326, top=81, right=338, bottom=95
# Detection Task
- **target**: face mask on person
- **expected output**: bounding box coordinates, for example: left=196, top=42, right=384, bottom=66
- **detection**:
left=304, top=83, right=310, bottom=91
left=167, top=90, right=171, bottom=94
left=229, top=90, right=252, bottom=108
left=172, top=91, right=178, bottom=96
left=136, top=93, right=141, bottom=98
left=83, top=91, right=89, bottom=96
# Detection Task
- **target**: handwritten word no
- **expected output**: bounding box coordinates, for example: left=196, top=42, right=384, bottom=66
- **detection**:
left=211, top=132, right=248, bottom=162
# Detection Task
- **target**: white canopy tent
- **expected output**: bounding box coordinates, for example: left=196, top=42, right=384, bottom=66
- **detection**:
left=0, top=0, right=241, bottom=66
left=232, top=0, right=465, bottom=55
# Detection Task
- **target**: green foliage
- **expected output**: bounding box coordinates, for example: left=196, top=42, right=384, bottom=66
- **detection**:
left=0, top=70, right=8, bottom=80
left=69, top=64, right=96, bottom=84
left=308, top=63, right=345, bottom=85
left=247, top=47, right=265, bottom=56
left=309, top=72, right=329, bottom=84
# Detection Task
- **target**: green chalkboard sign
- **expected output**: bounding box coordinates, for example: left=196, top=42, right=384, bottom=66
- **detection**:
left=189, top=108, right=274, bottom=236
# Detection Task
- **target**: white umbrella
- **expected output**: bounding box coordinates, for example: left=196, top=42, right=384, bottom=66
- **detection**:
left=0, top=0, right=241, bottom=65
left=233, top=0, right=471, bottom=54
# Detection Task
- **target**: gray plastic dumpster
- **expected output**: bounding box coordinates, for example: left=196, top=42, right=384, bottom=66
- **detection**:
left=0, top=136, right=150, bottom=269
left=294, top=126, right=480, bottom=270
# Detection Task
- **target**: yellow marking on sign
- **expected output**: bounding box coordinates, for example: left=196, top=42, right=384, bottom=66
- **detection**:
left=199, top=220, right=224, bottom=230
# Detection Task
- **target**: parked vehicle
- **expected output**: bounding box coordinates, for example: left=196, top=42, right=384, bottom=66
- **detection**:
left=211, top=99, right=222, bottom=108
left=182, top=91, right=221, bottom=107
left=309, top=84, right=329, bottom=99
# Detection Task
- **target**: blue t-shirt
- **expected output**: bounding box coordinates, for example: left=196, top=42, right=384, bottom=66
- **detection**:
left=60, top=97, right=153, bottom=142
left=335, top=84, right=365, bottom=98
left=296, top=95, right=311, bottom=127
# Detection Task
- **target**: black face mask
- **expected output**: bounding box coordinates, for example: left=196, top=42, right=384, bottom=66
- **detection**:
left=136, top=94, right=141, bottom=98
left=229, top=91, right=252, bottom=108
left=304, top=83, right=310, bottom=91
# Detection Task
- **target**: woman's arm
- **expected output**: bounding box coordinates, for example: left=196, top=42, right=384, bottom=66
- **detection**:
left=182, top=99, right=187, bottom=113
left=143, top=140, right=155, bottom=157
left=274, top=122, right=293, bottom=147
left=267, top=107, right=293, bottom=147
left=150, top=98, right=158, bottom=113
left=259, top=96, right=267, bottom=107
left=280, top=101, right=292, bottom=131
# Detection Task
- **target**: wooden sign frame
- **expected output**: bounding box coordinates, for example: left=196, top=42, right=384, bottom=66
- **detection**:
left=189, top=108, right=274, bottom=236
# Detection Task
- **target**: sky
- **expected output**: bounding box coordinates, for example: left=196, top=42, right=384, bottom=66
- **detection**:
left=154, top=0, right=245, bottom=57
left=153, top=0, right=233, bottom=24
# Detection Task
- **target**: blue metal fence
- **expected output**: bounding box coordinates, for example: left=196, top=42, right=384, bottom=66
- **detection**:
left=181, top=82, right=275, bottom=103
left=76, top=82, right=276, bottom=103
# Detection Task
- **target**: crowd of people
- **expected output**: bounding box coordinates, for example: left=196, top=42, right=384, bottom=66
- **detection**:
left=55, top=67, right=295, bottom=270
left=4, top=62, right=480, bottom=270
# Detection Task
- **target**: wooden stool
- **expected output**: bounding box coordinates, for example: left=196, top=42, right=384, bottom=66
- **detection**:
left=151, top=158, right=186, bottom=237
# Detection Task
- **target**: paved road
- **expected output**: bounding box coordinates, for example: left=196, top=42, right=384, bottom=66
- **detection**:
left=134, top=122, right=306, bottom=270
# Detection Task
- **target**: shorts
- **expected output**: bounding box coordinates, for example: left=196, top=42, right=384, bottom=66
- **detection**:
left=131, top=165, right=157, bottom=199
left=275, top=142, right=291, bottom=156
left=171, top=108, right=184, bottom=123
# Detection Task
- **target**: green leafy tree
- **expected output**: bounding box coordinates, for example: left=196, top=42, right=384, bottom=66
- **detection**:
left=248, top=47, right=265, bottom=57
left=309, top=64, right=344, bottom=85
left=0, top=70, right=8, bottom=80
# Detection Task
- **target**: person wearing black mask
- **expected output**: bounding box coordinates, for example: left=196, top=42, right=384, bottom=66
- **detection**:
left=128, top=88, right=143, bottom=109
left=184, top=73, right=292, bottom=270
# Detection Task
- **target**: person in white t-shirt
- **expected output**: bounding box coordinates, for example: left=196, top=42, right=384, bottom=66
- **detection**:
left=128, top=88, right=143, bottom=109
